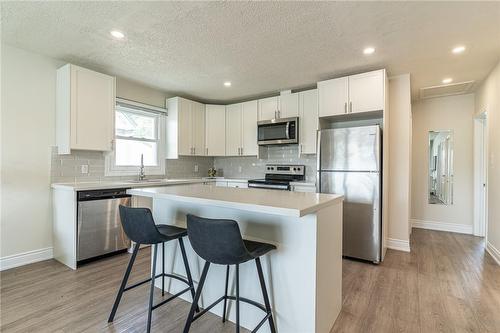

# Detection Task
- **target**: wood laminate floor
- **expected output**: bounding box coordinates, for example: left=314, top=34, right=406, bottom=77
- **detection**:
left=1, top=229, right=499, bottom=333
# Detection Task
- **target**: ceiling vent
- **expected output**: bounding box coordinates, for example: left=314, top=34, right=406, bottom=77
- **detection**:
left=420, top=81, right=474, bottom=100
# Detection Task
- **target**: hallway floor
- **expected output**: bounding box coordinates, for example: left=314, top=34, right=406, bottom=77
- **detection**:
left=1, top=229, right=499, bottom=332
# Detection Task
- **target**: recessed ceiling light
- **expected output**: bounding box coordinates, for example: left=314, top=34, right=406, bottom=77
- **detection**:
left=363, top=47, right=375, bottom=55
left=442, top=78, right=453, bottom=84
left=452, top=45, right=466, bottom=54
left=224, top=81, right=231, bottom=87
left=110, top=30, right=125, bottom=40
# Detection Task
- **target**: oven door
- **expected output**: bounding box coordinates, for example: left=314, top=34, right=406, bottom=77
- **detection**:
left=257, top=117, right=298, bottom=145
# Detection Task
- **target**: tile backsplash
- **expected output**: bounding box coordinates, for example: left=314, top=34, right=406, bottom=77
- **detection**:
left=50, top=147, right=214, bottom=183
left=214, top=145, right=317, bottom=182
left=51, top=145, right=317, bottom=183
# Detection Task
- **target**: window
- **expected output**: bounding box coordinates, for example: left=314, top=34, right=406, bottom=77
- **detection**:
left=105, top=99, right=166, bottom=176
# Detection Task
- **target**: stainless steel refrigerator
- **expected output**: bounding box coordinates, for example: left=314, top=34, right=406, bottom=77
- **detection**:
left=317, top=125, right=382, bottom=263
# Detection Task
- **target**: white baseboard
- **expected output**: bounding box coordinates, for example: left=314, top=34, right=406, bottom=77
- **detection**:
left=411, top=219, right=473, bottom=235
left=0, top=247, right=53, bottom=271
left=486, top=241, right=500, bottom=266
left=386, top=238, right=411, bottom=252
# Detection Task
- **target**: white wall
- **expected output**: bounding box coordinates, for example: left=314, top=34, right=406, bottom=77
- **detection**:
left=411, top=94, right=474, bottom=231
left=0, top=45, right=171, bottom=264
left=475, top=59, right=500, bottom=263
left=1, top=45, right=63, bottom=259
left=387, top=74, right=412, bottom=249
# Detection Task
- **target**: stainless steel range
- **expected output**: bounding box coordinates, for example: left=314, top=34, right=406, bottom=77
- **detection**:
left=248, top=164, right=305, bottom=190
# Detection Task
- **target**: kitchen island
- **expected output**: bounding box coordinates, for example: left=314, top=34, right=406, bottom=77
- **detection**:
left=128, top=184, right=343, bottom=333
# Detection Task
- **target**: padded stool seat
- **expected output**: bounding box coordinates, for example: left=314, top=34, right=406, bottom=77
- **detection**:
left=108, top=206, right=198, bottom=333
left=243, top=239, right=276, bottom=260
left=183, top=214, right=277, bottom=333
left=157, top=224, right=188, bottom=240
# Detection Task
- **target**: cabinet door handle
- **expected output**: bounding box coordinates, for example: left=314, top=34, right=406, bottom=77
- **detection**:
left=240, top=147, right=243, bottom=155
left=344, top=102, right=347, bottom=114
left=349, top=101, right=353, bottom=113
left=274, top=110, right=277, bottom=119
left=206, top=147, right=208, bottom=155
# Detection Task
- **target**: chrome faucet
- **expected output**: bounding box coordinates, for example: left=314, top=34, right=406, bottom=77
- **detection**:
left=138, top=154, right=146, bottom=181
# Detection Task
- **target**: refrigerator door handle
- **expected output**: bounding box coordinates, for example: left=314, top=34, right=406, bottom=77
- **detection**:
left=316, top=130, right=322, bottom=193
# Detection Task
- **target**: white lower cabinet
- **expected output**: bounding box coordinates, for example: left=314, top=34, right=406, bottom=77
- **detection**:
left=291, top=185, right=317, bottom=193
left=215, top=180, right=248, bottom=188
left=227, top=181, right=248, bottom=189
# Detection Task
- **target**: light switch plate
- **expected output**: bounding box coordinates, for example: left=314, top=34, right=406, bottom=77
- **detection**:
left=81, top=164, right=89, bottom=174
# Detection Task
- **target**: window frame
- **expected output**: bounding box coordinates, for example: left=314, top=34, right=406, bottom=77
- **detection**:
left=105, top=99, right=166, bottom=177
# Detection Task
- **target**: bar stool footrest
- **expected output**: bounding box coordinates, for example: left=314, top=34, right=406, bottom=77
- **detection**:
left=152, top=286, right=193, bottom=310
left=124, top=273, right=191, bottom=292
left=191, top=295, right=271, bottom=332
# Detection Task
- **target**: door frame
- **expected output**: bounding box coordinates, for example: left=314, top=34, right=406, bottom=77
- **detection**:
left=473, top=112, right=488, bottom=238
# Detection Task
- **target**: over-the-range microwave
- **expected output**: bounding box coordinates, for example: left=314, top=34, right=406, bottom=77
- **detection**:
left=257, top=117, right=299, bottom=145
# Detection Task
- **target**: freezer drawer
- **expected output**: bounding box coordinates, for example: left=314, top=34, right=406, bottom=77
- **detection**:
left=77, top=197, right=131, bottom=261
left=320, top=171, right=381, bottom=262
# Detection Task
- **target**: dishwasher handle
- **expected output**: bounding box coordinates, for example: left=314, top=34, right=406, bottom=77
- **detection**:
left=77, top=188, right=131, bottom=201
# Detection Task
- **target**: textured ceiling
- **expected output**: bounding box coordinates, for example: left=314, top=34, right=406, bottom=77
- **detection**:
left=2, top=1, right=499, bottom=103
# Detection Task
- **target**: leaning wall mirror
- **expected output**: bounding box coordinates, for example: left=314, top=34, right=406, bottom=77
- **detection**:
left=428, top=130, right=454, bottom=205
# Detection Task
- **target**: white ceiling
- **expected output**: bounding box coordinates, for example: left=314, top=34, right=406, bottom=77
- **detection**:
left=2, top=1, right=499, bottom=103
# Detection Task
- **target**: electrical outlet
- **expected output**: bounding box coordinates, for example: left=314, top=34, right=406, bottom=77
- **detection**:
left=194, top=164, right=199, bottom=173
left=81, top=164, right=89, bottom=174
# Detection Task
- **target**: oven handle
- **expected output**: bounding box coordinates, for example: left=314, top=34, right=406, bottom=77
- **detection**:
left=248, top=183, right=290, bottom=190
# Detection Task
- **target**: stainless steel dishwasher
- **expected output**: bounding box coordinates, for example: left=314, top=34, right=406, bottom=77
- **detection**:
left=77, top=188, right=131, bottom=263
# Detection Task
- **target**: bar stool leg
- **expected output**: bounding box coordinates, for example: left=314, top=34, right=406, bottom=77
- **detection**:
left=222, top=265, right=230, bottom=322
left=147, top=244, right=158, bottom=333
left=162, top=242, right=165, bottom=297
left=108, top=242, right=140, bottom=323
left=235, top=263, right=240, bottom=333
left=255, top=257, right=276, bottom=333
left=183, top=261, right=210, bottom=333
left=179, top=238, right=199, bottom=312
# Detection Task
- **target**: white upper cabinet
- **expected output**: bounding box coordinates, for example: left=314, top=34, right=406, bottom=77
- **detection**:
left=225, top=103, right=242, bottom=156
left=318, top=76, right=348, bottom=117
left=191, top=101, right=206, bottom=156
left=279, top=93, right=299, bottom=118
left=56, top=64, right=115, bottom=154
left=205, top=105, right=226, bottom=156
left=241, top=100, right=258, bottom=156
left=225, top=101, right=258, bottom=156
left=166, top=97, right=206, bottom=158
left=299, top=89, right=318, bottom=154
left=348, top=70, right=385, bottom=113
left=318, top=69, right=385, bottom=117
left=258, top=96, right=279, bottom=121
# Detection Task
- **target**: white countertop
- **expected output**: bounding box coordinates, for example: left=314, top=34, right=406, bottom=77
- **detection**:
left=51, top=178, right=208, bottom=191
left=128, top=184, right=342, bottom=217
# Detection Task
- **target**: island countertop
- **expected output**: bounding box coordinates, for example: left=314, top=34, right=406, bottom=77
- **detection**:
left=128, top=184, right=343, bottom=217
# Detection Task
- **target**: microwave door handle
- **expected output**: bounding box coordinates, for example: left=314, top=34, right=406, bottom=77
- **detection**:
left=285, top=122, right=290, bottom=139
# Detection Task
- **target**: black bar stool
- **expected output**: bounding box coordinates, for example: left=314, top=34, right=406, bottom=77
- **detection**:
left=108, top=206, right=198, bottom=333
left=183, top=214, right=277, bottom=333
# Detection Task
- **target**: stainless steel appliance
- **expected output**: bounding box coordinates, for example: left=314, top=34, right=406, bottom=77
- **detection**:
left=77, top=188, right=131, bottom=263
left=248, top=164, right=305, bottom=190
left=257, top=117, right=299, bottom=145
left=317, top=125, right=382, bottom=263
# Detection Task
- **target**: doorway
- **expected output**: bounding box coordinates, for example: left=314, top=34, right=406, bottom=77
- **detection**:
left=473, top=112, right=487, bottom=238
